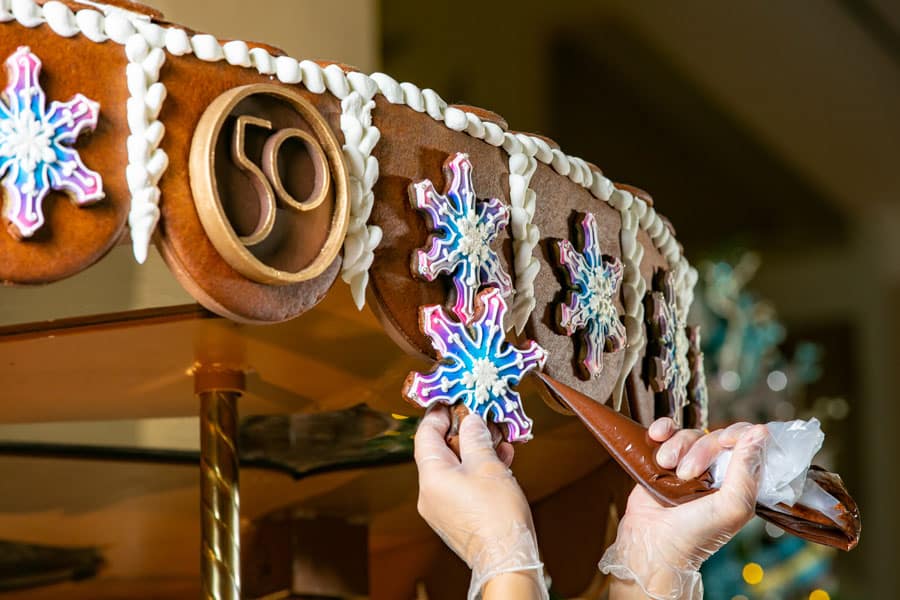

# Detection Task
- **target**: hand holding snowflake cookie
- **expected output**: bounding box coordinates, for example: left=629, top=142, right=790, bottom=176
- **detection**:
left=414, top=405, right=548, bottom=600
left=406, top=286, right=549, bottom=599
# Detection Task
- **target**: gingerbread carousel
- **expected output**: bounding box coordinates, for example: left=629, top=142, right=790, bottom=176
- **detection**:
left=0, top=1, right=859, bottom=599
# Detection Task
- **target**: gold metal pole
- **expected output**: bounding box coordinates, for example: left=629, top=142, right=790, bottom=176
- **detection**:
left=197, top=367, right=245, bottom=600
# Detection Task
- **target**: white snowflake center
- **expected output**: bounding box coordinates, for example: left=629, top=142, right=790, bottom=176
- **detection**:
left=586, top=270, right=615, bottom=316
left=457, top=212, right=492, bottom=266
left=461, top=358, right=507, bottom=405
left=0, top=108, right=56, bottom=172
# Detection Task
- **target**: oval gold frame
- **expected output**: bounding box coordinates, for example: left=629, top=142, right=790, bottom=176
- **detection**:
left=189, top=84, right=350, bottom=285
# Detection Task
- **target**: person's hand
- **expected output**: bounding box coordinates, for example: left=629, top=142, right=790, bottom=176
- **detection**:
left=602, top=419, right=769, bottom=600
left=414, top=406, right=548, bottom=600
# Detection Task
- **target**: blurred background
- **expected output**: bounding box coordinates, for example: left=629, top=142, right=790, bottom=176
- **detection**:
left=0, top=0, right=895, bottom=598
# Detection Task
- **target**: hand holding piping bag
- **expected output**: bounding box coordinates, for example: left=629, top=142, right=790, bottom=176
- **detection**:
left=603, top=418, right=768, bottom=600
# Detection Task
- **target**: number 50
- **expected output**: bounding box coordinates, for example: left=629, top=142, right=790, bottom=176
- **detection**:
left=231, top=114, right=331, bottom=246
left=190, top=84, right=350, bottom=285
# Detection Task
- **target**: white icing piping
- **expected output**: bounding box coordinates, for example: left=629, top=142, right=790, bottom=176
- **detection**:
left=504, top=133, right=539, bottom=334
left=625, top=192, right=699, bottom=413
left=1, top=0, right=172, bottom=261
left=125, top=32, right=168, bottom=263
left=339, top=91, right=382, bottom=309
left=637, top=194, right=698, bottom=375
left=609, top=188, right=646, bottom=411
left=0, top=0, right=697, bottom=337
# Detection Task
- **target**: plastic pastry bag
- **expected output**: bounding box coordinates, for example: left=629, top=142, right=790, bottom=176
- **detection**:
left=709, top=418, right=824, bottom=508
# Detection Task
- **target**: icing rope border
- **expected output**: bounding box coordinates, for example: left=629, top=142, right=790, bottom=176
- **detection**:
left=339, top=91, right=382, bottom=309
left=0, top=0, right=697, bottom=374
left=124, top=32, right=167, bottom=263
left=504, top=134, right=540, bottom=334
left=609, top=188, right=646, bottom=411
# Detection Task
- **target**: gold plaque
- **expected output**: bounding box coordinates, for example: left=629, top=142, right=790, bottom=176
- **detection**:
left=190, top=84, right=349, bottom=285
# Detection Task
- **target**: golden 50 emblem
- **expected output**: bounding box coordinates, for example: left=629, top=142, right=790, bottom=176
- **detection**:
left=190, top=84, right=349, bottom=284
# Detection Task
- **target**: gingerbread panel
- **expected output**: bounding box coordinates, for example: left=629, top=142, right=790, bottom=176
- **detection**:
left=155, top=54, right=345, bottom=323
left=627, top=226, right=671, bottom=426
left=0, top=22, right=130, bottom=284
left=367, top=98, right=513, bottom=358
left=524, top=160, right=626, bottom=411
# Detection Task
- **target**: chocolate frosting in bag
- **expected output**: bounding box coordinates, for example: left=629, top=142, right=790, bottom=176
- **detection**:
left=755, top=467, right=861, bottom=551
left=536, top=372, right=861, bottom=551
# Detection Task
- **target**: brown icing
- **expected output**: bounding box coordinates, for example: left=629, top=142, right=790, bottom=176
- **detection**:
left=755, top=467, right=861, bottom=551
left=537, top=372, right=861, bottom=551
left=538, top=371, right=713, bottom=504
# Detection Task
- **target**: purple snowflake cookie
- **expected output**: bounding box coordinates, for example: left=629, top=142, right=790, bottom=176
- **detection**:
left=645, top=270, right=691, bottom=426
left=410, top=152, right=513, bottom=324
left=557, top=212, right=626, bottom=378
left=402, top=287, right=548, bottom=443
left=0, top=47, right=104, bottom=238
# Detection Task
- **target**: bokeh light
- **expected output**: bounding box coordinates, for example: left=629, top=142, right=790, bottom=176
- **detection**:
left=742, top=562, right=764, bottom=585
left=767, top=369, right=788, bottom=391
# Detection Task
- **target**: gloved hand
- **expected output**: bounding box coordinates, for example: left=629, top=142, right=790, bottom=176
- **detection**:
left=414, top=406, right=548, bottom=600
left=601, top=418, right=769, bottom=600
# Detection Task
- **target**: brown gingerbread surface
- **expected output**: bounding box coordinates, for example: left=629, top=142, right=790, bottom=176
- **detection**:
left=0, top=23, right=130, bottom=284
left=155, top=55, right=344, bottom=324
left=366, top=98, right=514, bottom=358
left=627, top=226, right=670, bottom=426
left=0, top=2, right=689, bottom=422
left=522, top=160, right=626, bottom=411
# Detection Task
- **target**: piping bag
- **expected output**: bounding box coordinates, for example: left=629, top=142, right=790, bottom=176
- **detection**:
left=535, top=372, right=861, bottom=551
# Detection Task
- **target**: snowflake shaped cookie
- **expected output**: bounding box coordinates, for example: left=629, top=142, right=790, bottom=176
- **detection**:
left=557, top=212, right=626, bottom=379
left=0, top=47, right=104, bottom=238
left=411, top=152, right=513, bottom=323
left=645, top=270, right=691, bottom=426
left=402, top=287, right=548, bottom=442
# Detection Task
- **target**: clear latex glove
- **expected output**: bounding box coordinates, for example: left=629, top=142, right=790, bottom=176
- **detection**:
left=414, top=406, right=548, bottom=600
left=709, top=418, right=824, bottom=508
left=602, top=419, right=768, bottom=600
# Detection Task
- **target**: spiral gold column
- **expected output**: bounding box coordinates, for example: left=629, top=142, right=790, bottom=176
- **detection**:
left=196, top=367, right=245, bottom=600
